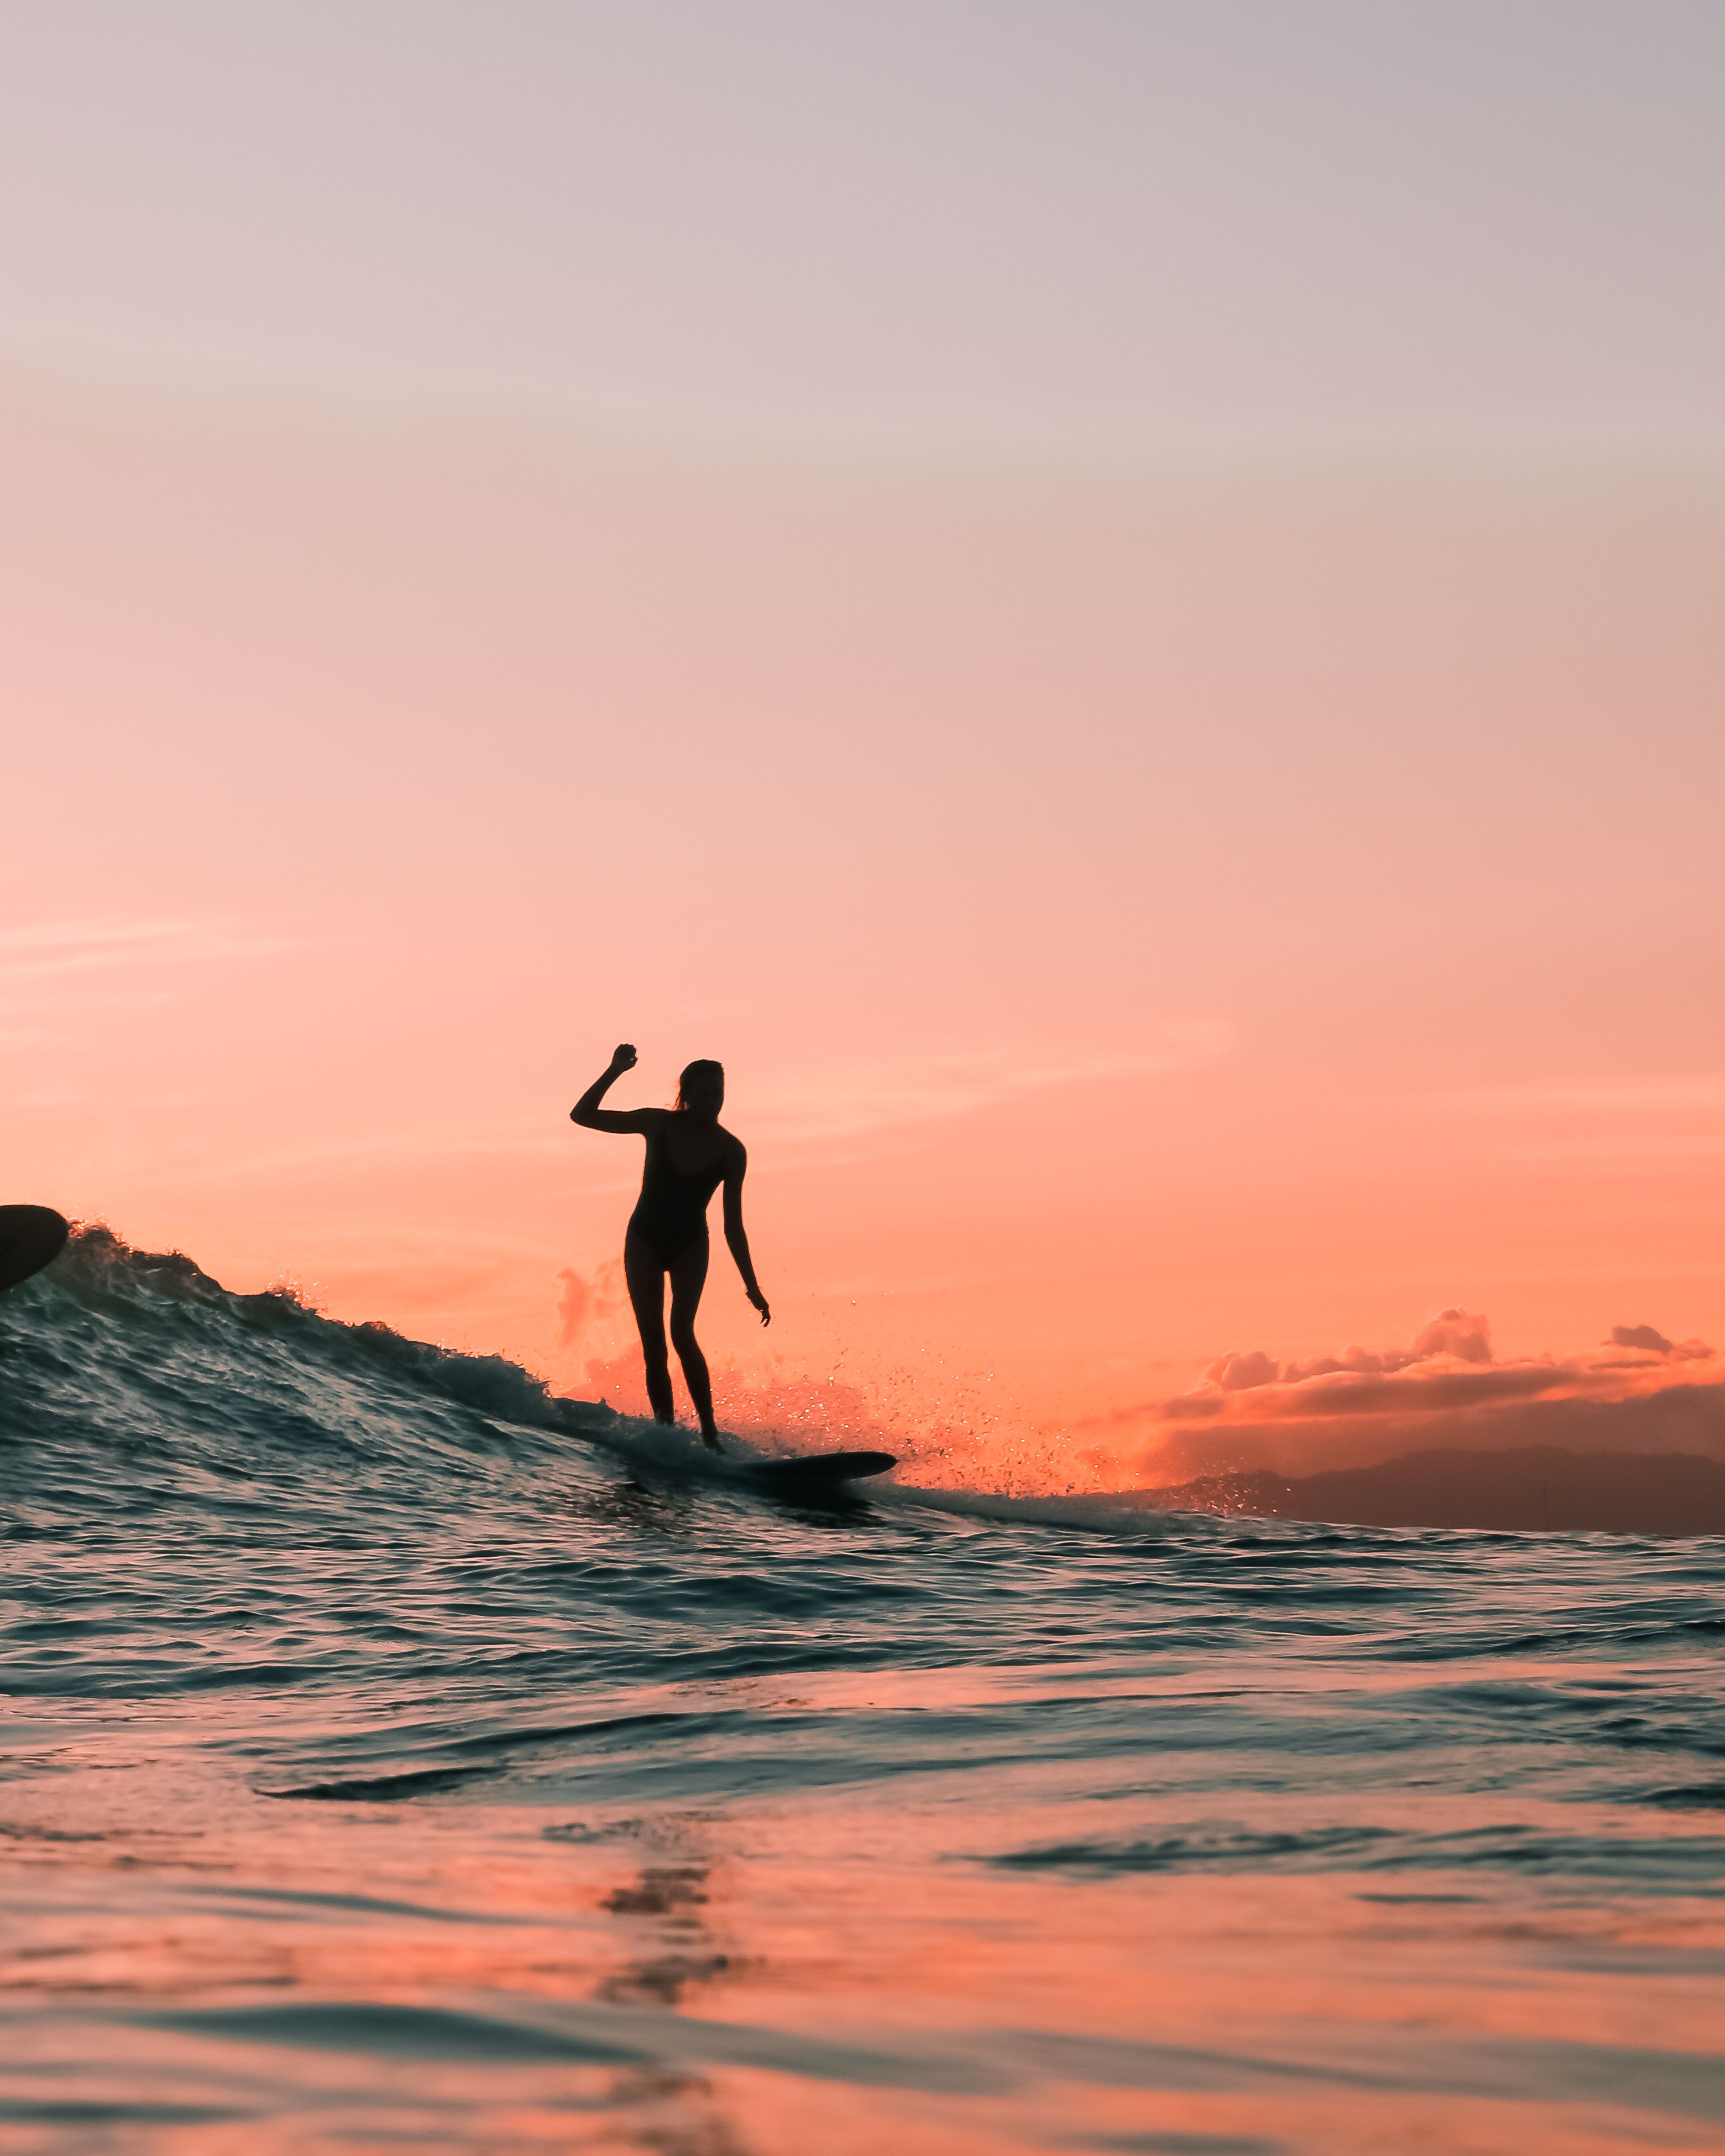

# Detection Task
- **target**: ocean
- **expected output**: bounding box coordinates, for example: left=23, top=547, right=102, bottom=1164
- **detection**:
left=3, top=1228, right=1722, bottom=2154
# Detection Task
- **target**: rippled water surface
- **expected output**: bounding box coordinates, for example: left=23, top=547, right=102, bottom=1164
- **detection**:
left=3, top=1235, right=1723, bottom=2153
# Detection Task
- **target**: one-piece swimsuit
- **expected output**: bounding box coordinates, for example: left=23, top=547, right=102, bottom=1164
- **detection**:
left=629, top=1123, right=727, bottom=1268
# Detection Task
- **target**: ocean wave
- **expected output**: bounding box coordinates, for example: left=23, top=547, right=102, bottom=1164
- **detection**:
left=6, top=1227, right=1724, bottom=1540
left=0, top=1226, right=595, bottom=1518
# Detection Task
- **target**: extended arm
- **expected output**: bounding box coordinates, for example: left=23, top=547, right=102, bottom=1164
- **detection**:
left=722, top=1149, right=770, bottom=1325
left=570, top=1044, right=658, bottom=1133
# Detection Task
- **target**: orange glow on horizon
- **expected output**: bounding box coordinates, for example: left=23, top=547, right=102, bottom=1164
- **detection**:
left=4, top=376, right=1722, bottom=1476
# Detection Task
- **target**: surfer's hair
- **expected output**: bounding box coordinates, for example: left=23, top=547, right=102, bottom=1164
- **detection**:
left=674, top=1060, right=724, bottom=1111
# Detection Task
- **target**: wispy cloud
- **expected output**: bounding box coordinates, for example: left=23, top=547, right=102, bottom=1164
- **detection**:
left=1426, top=1075, right=1725, bottom=1165
left=747, top=1025, right=1232, bottom=1145
left=0, top=917, right=298, bottom=987
left=1436, top=1076, right=1725, bottom=1116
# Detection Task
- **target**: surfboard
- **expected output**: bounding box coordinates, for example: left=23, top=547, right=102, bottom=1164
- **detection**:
left=502, top=1406, right=897, bottom=1506
left=0, top=1205, right=69, bottom=1295
left=736, top=1449, right=897, bottom=1503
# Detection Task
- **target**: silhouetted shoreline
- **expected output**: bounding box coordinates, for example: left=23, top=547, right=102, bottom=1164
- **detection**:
left=1142, top=1447, right=1725, bottom=1536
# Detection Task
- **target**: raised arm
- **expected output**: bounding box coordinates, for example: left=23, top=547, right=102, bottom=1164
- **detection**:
left=570, top=1044, right=660, bottom=1134
left=721, top=1143, right=770, bottom=1325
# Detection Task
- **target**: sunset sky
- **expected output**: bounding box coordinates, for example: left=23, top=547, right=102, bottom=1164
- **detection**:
left=5, top=3, right=1722, bottom=1465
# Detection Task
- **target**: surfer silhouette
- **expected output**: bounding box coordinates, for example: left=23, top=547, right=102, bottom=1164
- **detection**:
left=571, top=1046, right=769, bottom=1450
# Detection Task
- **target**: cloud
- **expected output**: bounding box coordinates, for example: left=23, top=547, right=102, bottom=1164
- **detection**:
left=747, top=1024, right=1232, bottom=1146
left=1604, top=1324, right=1712, bottom=1361
left=1205, top=1310, right=1492, bottom=1394
left=1207, top=1349, right=1280, bottom=1393
left=0, top=918, right=302, bottom=1063
left=1104, top=1309, right=1723, bottom=1485
left=1611, top=1322, right=1675, bottom=1354
left=0, top=917, right=297, bottom=988
left=1430, top=1077, right=1725, bottom=1165
left=1436, top=1077, right=1725, bottom=1115
left=1410, top=1308, right=1492, bottom=1364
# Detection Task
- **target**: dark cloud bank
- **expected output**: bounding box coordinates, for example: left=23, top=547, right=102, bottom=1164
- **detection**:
left=1109, top=1311, right=1725, bottom=1535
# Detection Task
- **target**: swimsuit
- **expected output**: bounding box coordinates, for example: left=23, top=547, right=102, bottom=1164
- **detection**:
left=629, top=1124, right=726, bottom=1267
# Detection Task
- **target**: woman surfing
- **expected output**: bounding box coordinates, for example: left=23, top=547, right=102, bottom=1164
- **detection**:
left=570, top=1045, right=769, bottom=1450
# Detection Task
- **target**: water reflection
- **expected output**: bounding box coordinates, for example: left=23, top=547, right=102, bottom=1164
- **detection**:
left=600, top=1866, right=726, bottom=2007
left=596, top=2066, right=754, bottom=2156
left=565, top=1478, right=702, bottom=1533
left=591, top=1825, right=751, bottom=2153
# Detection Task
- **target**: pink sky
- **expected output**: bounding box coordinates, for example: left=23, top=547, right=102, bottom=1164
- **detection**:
left=4, top=5, right=1722, bottom=1466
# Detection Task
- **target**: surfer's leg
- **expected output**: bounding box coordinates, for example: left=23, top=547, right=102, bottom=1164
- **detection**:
left=623, top=1228, right=676, bottom=1425
left=667, top=1235, right=718, bottom=1447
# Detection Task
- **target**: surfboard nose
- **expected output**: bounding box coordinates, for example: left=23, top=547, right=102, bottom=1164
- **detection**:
left=0, top=1205, right=71, bottom=1295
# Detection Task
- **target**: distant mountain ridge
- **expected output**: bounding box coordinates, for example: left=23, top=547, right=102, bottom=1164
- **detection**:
left=1149, top=1447, right=1725, bottom=1536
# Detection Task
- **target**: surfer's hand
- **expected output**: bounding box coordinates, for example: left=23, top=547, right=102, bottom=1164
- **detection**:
left=748, top=1286, right=771, bottom=1326
left=609, top=1043, right=638, bottom=1073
